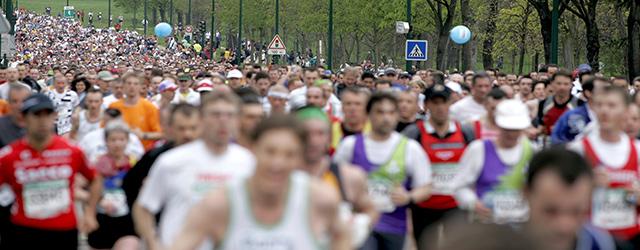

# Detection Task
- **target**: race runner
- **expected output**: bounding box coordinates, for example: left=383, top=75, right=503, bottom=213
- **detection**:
left=170, top=115, right=349, bottom=249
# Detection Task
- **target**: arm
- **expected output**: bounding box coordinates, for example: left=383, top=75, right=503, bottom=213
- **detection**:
left=132, top=203, right=163, bottom=250
left=81, top=174, right=102, bottom=234
left=341, top=164, right=379, bottom=228
left=451, top=141, right=485, bottom=211
left=168, top=189, right=227, bottom=250
left=312, top=181, right=350, bottom=250
left=69, top=110, right=80, bottom=141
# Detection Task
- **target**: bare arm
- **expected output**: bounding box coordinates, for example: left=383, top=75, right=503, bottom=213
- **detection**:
left=169, top=189, right=228, bottom=250
left=69, top=110, right=80, bottom=141
left=81, top=174, right=102, bottom=234
left=312, top=180, right=350, bottom=250
left=410, top=184, right=431, bottom=204
left=132, top=203, right=163, bottom=250
left=341, top=164, right=379, bottom=228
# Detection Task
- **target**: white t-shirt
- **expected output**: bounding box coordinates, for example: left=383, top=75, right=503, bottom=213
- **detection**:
left=172, top=88, right=200, bottom=106
left=102, top=94, right=120, bottom=110
left=333, top=132, right=432, bottom=188
left=449, top=96, right=487, bottom=123
left=77, top=128, right=145, bottom=163
left=568, top=130, right=640, bottom=170
left=136, top=140, right=256, bottom=249
left=452, top=137, right=539, bottom=210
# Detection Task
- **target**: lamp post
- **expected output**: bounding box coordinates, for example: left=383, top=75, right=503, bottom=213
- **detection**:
left=144, top=0, right=148, bottom=36
left=405, top=0, right=412, bottom=71
left=210, top=0, right=215, bottom=60
left=550, top=0, right=559, bottom=64
left=236, top=0, right=243, bottom=65
left=327, top=0, right=333, bottom=70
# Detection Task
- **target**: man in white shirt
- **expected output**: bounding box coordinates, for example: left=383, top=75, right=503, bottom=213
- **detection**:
left=133, top=91, right=255, bottom=250
left=288, top=67, right=320, bottom=110
left=102, top=79, right=124, bottom=109
left=0, top=67, right=32, bottom=100
left=450, top=73, right=492, bottom=122
left=452, top=99, right=537, bottom=224
left=46, top=73, right=79, bottom=137
left=78, top=108, right=145, bottom=163
left=333, top=92, right=431, bottom=249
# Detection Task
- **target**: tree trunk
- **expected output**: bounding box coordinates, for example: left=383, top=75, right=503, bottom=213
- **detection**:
left=482, top=0, right=498, bottom=69
left=628, top=0, right=640, bottom=79
left=159, top=7, right=166, bottom=22
left=152, top=7, right=157, bottom=25
left=460, top=0, right=473, bottom=71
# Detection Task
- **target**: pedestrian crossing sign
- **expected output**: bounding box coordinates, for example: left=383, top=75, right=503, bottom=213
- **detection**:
left=405, top=40, right=428, bottom=61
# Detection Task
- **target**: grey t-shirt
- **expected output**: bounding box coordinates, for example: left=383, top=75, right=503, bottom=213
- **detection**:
left=0, top=116, right=24, bottom=148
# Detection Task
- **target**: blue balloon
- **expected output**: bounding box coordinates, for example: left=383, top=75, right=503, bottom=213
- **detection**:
left=450, top=25, right=472, bottom=45
left=154, top=22, right=172, bottom=37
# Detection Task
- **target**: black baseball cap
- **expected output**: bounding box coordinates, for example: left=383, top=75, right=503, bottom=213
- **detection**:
left=21, top=93, right=55, bottom=114
left=424, top=84, right=452, bottom=101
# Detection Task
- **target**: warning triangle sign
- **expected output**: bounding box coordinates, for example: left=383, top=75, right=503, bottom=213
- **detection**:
left=268, top=34, right=286, bottom=50
left=408, top=44, right=424, bottom=58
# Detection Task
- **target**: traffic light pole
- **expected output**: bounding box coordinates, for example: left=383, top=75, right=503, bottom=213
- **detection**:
left=188, top=0, right=192, bottom=25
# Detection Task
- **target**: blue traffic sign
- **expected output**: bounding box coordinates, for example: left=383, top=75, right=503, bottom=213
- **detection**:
left=405, top=40, right=428, bottom=61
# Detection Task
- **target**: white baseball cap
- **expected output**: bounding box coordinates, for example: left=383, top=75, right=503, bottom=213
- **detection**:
left=495, top=99, right=530, bottom=130
left=227, top=69, right=243, bottom=79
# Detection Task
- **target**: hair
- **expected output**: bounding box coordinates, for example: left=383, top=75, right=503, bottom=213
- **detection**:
left=532, top=79, right=549, bottom=93
left=234, top=87, right=262, bottom=105
left=472, top=72, right=491, bottom=86
left=70, top=77, right=92, bottom=93
left=408, top=80, right=427, bottom=90
left=303, top=67, right=318, bottom=75
left=200, top=89, right=241, bottom=112
left=361, top=72, right=375, bottom=80
left=250, top=114, right=307, bottom=147
left=538, top=64, right=549, bottom=73
left=121, top=72, right=143, bottom=84
left=526, top=147, right=593, bottom=190
left=550, top=69, right=572, bottom=82
left=633, top=76, right=640, bottom=84
left=104, top=108, right=122, bottom=119
left=374, top=79, right=392, bottom=88
left=496, top=72, right=507, bottom=78
left=581, top=77, right=596, bottom=93
left=366, top=91, right=398, bottom=113
left=431, top=71, right=445, bottom=85
left=343, top=66, right=359, bottom=77
left=168, top=103, right=199, bottom=126
left=254, top=71, right=270, bottom=82
left=8, top=82, right=31, bottom=101
left=340, top=86, right=371, bottom=100
left=487, top=87, right=506, bottom=100
left=516, top=76, right=532, bottom=86
left=600, top=85, right=631, bottom=105
left=103, top=120, right=130, bottom=140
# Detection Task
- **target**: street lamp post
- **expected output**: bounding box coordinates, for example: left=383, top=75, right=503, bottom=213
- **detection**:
left=108, top=0, right=111, bottom=27
left=188, top=0, right=192, bottom=25
left=327, top=0, right=333, bottom=70
left=214, top=0, right=216, bottom=60
left=169, top=0, right=173, bottom=25
left=236, top=0, right=243, bottom=65
left=144, top=0, right=147, bottom=36
left=550, top=0, right=559, bottom=64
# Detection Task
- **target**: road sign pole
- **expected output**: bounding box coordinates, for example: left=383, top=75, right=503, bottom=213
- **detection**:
left=211, top=0, right=215, bottom=60
left=550, top=0, right=559, bottom=64
left=405, top=0, right=411, bottom=71
left=327, top=0, right=333, bottom=70
left=66, top=0, right=69, bottom=6
left=274, top=0, right=280, bottom=65
left=144, top=0, right=147, bottom=36
left=237, top=0, right=243, bottom=65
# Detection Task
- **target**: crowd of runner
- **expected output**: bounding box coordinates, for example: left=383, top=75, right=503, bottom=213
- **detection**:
left=1, top=10, right=640, bottom=250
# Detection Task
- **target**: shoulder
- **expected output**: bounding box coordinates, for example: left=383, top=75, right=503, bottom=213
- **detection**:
left=339, top=135, right=357, bottom=147
left=228, top=143, right=254, bottom=157
left=139, top=99, right=158, bottom=109
left=155, top=141, right=202, bottom=167
left=465, top=139, right=486, bottom=154
left=198, top=186, right=230, bottom=223
left=108, top=100, right=123, bottom=109
left=401, top=123, right=420, bottom=140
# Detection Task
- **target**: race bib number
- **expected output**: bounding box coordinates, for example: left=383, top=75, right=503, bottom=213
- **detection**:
left=483, top=190, right=529, bottom=224
left=592, top=188, right=637, bottom=229
left=23, top=180, right=71, bottom=219
left=99, top=189, right=129, bottom=217
left=431, top=164, right=458, bottom=195
left=368, top=179, right=395, bottom=213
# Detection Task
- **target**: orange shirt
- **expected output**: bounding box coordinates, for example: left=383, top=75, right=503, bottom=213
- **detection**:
left=109, top=98, right=161, bottom=150
left=0, top=99, right=8, bottom=116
